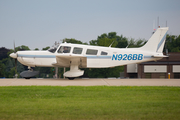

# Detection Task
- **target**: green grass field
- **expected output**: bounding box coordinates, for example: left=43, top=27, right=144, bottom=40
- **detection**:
left=0, top=86, right=180, bottom=120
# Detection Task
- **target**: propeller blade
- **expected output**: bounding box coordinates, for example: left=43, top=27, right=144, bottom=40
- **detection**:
left=10, top=41, right=18, bottom=58
left=15, top=59, right=17, bottom=72
left=14, top=41, right=16, bottom=53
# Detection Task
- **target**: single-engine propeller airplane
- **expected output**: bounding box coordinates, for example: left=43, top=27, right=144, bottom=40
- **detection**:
left=10, top=27, right=169, bottom=79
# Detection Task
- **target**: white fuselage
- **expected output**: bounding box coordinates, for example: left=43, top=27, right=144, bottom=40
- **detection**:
left=16, top=43, right=161, bottom=68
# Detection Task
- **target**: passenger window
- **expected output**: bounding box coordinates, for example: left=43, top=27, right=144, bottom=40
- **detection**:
left=73, top=47, right=83, bottom=54
left=101, top=51, right=108, bottom=55
left=58, top=46, right=71, bottom=53
left=86, top=49, right=98, bottom=55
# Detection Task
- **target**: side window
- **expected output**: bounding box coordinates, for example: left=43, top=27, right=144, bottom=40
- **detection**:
left=86, top=49, right=98, bottom=55
left=101, top=51, right=108, bottom=55
left=73, top=47, right=83, bottom=54
left=58, top=46, right=71, bottom=53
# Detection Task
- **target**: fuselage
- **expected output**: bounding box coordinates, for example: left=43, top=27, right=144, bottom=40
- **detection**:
left=15, top=43, right=161, bottom=68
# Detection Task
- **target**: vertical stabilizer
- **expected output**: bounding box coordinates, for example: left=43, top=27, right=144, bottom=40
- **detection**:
left=141, top=27, right=168, bottom=53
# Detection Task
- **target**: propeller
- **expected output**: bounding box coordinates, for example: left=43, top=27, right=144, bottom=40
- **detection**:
left=14, top=42, right=17, bottom=72
left=9, top=41, right=18, bottom=72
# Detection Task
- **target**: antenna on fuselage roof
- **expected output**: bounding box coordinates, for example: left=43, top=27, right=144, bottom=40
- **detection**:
left=126, top=41, right=131, bottom=48
left=126, top=44, right=129, bottom=48
left=109, top=41, right=114, bottom=48
left=126, top=39, right=133, bottom=48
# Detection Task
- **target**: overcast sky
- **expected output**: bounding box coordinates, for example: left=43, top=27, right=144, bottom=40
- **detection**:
left=1, top=0, right=180, bottom=50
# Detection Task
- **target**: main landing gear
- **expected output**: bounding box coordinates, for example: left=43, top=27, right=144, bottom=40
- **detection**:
left=67, top=77, right=75, bottom=80
left=63, top=64, right=84, bottom=80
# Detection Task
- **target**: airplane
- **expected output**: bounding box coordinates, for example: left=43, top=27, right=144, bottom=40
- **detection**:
left=10, top=27, right=169, bottom=79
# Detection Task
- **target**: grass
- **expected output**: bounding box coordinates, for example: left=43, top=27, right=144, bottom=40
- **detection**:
left=0, top=86, right=180, bottom=120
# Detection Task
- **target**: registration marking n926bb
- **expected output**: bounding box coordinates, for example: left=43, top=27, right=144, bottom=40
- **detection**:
left=112, top=54, right=143, bottom=61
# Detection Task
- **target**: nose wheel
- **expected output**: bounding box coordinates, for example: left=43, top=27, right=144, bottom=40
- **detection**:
left=20, top=66, right=39, bottom=79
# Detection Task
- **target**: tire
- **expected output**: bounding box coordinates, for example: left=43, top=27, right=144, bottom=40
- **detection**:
left=68, top=77, right=75, bottom=80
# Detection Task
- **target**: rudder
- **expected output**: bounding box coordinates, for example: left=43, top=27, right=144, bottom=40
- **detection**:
left=141, top=27, right=169, bottom=53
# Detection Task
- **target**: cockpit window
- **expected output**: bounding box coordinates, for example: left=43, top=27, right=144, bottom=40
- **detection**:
left=73, top=47, right=83, bottom=54
left=58, top=46, right=71, bottom=53
left=48, top=44, right=59, bottom=53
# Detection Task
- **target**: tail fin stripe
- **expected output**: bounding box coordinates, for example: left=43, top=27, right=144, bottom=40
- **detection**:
left=156, top=31, right=167, bottom=52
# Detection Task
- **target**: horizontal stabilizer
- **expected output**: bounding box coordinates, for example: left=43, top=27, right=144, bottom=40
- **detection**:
left=153, top=55, right=168, bottom=58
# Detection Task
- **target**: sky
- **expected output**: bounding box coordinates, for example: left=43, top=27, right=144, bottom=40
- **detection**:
left=0, top=0, right=180, bottom=50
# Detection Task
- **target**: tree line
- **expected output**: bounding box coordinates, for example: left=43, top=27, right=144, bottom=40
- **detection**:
left=0, top=32, right=179, bottom=78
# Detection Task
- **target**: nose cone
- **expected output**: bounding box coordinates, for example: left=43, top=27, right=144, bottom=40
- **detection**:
left=10, top=53, right=17, bottom=58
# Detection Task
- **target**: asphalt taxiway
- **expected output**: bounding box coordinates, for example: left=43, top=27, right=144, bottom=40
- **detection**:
left=0, top=78, right=180, bottom=86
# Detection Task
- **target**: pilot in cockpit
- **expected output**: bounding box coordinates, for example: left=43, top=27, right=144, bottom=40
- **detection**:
left=63, top=47, right=69, bottom=53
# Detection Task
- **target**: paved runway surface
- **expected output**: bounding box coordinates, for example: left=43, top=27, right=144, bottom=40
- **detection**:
left=0, top=78, right=180, bottom=86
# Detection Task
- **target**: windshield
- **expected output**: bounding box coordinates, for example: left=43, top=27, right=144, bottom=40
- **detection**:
left=48, top=43, right=60, bottom=53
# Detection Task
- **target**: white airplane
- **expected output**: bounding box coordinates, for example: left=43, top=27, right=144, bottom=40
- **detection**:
left=10, top=27, right=168, bottom=79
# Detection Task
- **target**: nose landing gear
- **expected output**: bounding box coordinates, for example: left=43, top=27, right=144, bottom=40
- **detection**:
left=20, top=66, right=39, bottom=79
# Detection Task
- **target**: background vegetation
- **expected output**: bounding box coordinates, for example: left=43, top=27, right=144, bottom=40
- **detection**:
left=0, top=32, right=179, bottom=78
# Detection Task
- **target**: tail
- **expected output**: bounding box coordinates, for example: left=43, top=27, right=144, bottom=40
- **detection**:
left=141, top=27, right=169, bottom=53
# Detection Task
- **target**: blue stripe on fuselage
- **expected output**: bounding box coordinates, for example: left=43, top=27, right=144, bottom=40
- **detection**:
left=18, top=54, right=153, bottom=59
left=18, top=54, right=112, bottom=59
left=86, top=56, right=111, bottom=59
left=18, top=54, right=56, bottom=58
left=144, top=55, right=152, bottom=58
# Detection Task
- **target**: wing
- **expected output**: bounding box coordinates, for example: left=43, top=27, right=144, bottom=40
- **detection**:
left=52, top=54, right=87, bottom=68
